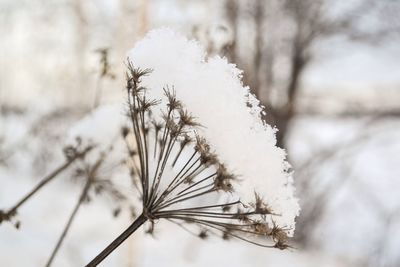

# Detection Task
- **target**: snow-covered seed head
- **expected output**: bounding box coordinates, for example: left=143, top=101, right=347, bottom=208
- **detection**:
left=124, top=28, right=299, bottom=249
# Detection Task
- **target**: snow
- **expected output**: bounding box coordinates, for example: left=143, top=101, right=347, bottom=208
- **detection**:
left=128, top=28, right=300, bottom=234
left=1, top=1, right=399, bottom=264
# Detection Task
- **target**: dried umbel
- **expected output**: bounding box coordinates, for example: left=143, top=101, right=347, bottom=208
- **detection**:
left=126, top=64, right=290, bottom=245
left=128, top=28, right=299, bottom=234
left=86, top=28, right=299, bottom=266
left=86, top=63, right=295, bottom=266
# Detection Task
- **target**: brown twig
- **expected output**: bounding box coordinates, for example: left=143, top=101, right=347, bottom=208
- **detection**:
left=45, top=147, right=108, bottom=266
left=85, top=63, right=292, bottom=265
left=85, top=213, right=147, bottom=267
left=0, top=146, right=92, bottom=225
left=45, top=178, right=92, bottom=267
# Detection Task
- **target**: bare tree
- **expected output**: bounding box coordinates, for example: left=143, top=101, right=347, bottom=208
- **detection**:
left=224, top=0, right=400, bottom=147
left=223, top=0, right=238, bottom=64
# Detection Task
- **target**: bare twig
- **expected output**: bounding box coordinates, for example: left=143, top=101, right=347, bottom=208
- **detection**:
left=45, top=178, right=92, bottom=267
left=0, top=146, right=92, bottom=225
left=85, top=213, right=147, bottom=267
left=85, top=63, right=292, bottom=265
left=45, top=146, right=110, bottom=266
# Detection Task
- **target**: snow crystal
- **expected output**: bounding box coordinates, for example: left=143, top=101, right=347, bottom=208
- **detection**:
left=127, top=28, right=300, bottom=234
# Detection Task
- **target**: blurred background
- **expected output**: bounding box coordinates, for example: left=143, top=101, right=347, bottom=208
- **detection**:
left=1, top=0, right=400, bottom=266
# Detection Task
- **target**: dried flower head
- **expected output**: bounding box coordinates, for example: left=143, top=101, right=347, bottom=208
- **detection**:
left=86, top=29, right=300, bottom=266
left=116, top=61, right=297, bottom=250
left=128, top=28, right=299, bottom=236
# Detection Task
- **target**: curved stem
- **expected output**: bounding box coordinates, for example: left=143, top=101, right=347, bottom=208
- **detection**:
left=85, top=213, right=147, bottom=267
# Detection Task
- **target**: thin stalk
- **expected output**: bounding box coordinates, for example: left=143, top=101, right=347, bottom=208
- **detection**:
left=45, top=179, right=92, bottom=267
left=188, top=218, right=275, bottom=248
left=165, top=183, right=214, bottom=205
left=172, top=144, right=185, bottom=167
left=128, top=95, right=146, bottom=203
left=157, top=210, right=255, bottom=220
left=139, top=109, right=150, bottom=201
left=148, top=131, right=179, bottom=206
left=155, top=201, right=241, bottom=213
left=153, top=127, right=159, bottom=158
left=166, top=164, right=206, bottom=197
left=151, top=110, right=172, bottom=187
left=176, top=172, right=217, bottom=196
left=148, top=131, right=172, bottom=204
left=46, top=151, right=106, bottom=266
left=163, top=215, right=275, bottom=247
left=85, top=213, right=147, bottom=267
left=0, top=148, right=90, bottom=223
left=151, top=151, right=197, bottom=208
left=155, top=188, right=215, bottom=211
left=163, top=156, right=201, bottom=197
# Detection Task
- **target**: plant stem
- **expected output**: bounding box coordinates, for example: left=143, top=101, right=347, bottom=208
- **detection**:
left=0, top=148, right=90, bottom=224
left=45, top=178, right=92, bottom=267
left=85, top=213, right=147, bottom=267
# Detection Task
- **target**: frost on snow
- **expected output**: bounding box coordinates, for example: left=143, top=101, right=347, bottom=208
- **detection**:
left=127, top=28, right=300, bottom=235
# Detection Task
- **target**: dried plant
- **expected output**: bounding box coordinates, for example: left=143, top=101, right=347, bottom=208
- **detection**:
left=0, top=140, right=92, bottom=226
left=0, top=138, right=127, bottom=267
left=45, top=142, right=127, bottom=267
left=86, top=63, right=294, bottom=266
left=1, top=29, right=298, bottom=267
